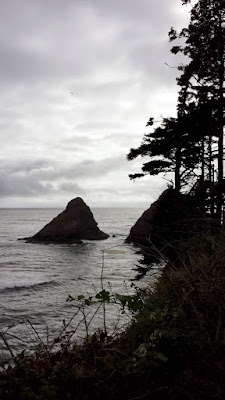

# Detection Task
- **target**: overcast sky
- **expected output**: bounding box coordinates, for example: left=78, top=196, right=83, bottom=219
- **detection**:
left=0, top=0, right=191, bottom=208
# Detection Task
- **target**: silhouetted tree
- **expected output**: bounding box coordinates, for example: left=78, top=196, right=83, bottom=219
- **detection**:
left=169, top=0, right=225, bottom=221
left=127, top=0, right=224, bottom=219
left=127, top=115, right=202, bottom=192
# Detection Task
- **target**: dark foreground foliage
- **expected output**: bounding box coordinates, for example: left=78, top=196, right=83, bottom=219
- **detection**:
left=2, top=233, right=225, bottom=399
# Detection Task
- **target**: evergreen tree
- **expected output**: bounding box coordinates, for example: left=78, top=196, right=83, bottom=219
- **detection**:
left=127, top=0, right=224, bottom=218
left=127, top=115, right=202, bottom=192
left=169, top=0, right=225, bottom=221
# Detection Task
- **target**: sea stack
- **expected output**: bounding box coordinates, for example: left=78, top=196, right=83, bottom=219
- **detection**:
left=24, top=197, right=109, bottom=243
left=126, top=188, right=203, bottom=246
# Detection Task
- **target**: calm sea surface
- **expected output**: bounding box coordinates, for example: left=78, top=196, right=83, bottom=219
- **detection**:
left=0, top=207, right=159, bottom=359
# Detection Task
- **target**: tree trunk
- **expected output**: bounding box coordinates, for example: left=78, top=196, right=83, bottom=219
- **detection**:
left=175, top=148, right=181, bottom=192
left=216, top=11, right=224, bottom=225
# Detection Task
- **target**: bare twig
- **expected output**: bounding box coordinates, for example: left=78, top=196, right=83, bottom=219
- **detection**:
left=26, top=319, right=48, bottom=353
left=0, top=332, right=15, bottom=359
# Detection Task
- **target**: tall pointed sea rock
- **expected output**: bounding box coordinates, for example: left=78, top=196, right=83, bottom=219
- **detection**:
left=24, top=197, right=109, bottom=243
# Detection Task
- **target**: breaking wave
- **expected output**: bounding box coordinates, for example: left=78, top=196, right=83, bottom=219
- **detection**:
left=0, top=280, right=60, bottom=295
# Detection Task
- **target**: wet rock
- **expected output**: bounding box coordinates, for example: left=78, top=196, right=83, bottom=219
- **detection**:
left=23, top=197, right=109, bottom=243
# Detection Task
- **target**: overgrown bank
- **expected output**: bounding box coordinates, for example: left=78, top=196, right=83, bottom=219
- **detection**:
left=1, top=232, right=225, bottom=399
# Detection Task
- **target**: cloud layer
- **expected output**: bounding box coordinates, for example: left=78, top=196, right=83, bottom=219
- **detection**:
left=0, top=0, right=190, bottom=208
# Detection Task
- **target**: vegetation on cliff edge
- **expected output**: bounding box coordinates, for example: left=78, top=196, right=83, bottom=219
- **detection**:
left=1, top=233, right=225, bottom=399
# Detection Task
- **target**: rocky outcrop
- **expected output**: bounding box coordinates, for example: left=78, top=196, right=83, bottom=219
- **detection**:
left=126, top=188, right=206, bottom=247
left=23, top=197, right=109, bottom=243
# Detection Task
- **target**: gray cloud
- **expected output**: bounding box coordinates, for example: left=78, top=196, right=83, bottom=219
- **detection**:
left=0, top=0, right=190, bottom=207
left=0, top=154, right=129, bottom=198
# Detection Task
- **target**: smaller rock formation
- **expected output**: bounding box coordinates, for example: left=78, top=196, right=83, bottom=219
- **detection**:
left=126, top=188, right=207, bottom=246
left=23, top=197, right=109, bottom=243
left=127, top=189, right=217, bottom=279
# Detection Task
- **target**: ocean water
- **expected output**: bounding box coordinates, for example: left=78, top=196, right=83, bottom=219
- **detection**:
left=0, top=207, right=158, bottom=360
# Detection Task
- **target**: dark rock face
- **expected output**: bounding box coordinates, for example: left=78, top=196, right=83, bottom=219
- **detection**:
left=24, top=197, right=109, bottom=243
left=126, top=188, right=205, bottom=247
left=127, top=198, right=158, bottom=244
left=127, top=189, right=215, bottom=277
